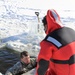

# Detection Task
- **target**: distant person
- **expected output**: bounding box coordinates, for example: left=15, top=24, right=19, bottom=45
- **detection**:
left=5, top=51, right=37, bottom=75
left=36, top=9, right=75, bottom=75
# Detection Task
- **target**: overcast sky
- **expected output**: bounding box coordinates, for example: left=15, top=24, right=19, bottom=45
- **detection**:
left=0, top=0, right=75, bottom=17
left=24, top=0, right=75, bottom=10
left=0, top=0, right=75, bottom=10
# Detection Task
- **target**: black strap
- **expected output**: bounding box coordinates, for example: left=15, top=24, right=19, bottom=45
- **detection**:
left=50, top=55, right=75, bottom=65
left=44, top=27, right=75, bottom=49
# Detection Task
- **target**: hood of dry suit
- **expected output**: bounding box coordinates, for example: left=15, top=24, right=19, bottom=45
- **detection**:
left=46, top=9, right=63, bottom=34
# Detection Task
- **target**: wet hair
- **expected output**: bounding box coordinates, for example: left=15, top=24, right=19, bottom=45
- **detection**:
left=20, top=51, right=29, bottom=58
left=42, top=16, right=47, bottom=26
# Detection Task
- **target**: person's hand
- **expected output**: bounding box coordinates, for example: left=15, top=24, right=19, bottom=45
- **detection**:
left=22, top=68, right=28, bottom=73
left=5, top=71, right=12, bottom=75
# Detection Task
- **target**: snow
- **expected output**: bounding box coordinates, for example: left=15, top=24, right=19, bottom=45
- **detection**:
left=0, top=72, right=2, bottom=75
left=0, top=20, right=45, bottom=56
left=22, top=69, right=36, bottom=75
left=0, top=0, right=75, bottom=75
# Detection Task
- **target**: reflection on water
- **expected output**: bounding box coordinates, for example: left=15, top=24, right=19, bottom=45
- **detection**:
left=0, top=48, right=20, bottom=74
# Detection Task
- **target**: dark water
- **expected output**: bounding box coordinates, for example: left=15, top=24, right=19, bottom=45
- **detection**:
left=0, top=48, right=20, bottom=74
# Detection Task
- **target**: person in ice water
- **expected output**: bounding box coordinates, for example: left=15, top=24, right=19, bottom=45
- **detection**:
left=5, top=51, right=37, bottom=75
left=36, top=9, right=75, bottom=75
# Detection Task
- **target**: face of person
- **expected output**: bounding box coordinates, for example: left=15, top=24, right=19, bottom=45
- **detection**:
left=44, top=24, right=47, bottom=33
left=42, top=16, right=47, bottom=33
left=21, top=55, right=30, bottom=64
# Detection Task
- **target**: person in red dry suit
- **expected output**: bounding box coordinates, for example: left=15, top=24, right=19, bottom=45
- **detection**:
left=35, top=9, right=75, bottom=75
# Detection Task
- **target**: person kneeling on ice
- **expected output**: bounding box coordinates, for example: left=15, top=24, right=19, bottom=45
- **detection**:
left=36, top=9, right=75, bottom=75
left=5, top=51, right=37, bottom=75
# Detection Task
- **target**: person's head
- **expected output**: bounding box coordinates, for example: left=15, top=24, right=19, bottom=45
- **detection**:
left=42, top=9, right=63, bottom=34
left=42, top=16, right=47, bottom=33
left=20, top=51, right=30, bottom=64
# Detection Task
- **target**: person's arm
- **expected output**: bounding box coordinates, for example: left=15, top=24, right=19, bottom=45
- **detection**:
left=36, top=40, right=53, bottom=75
left=37, top=59, right=49, bottom=75
left=23, top=58, right=37, bottom=72
left=16, top=58, right=37, bottom=74
left=5, top=71, right=12, bottom=75
left=5, top=61, right=23, bottom=75
left=31, top=58, right=37, bottom=68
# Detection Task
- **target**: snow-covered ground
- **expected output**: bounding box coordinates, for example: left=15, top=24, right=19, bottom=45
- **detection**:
left=0, top=15, right=45, bottom=56
left=0, top=0, right=75, bottom=75
left=0, top=0, right=46, bottom=58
